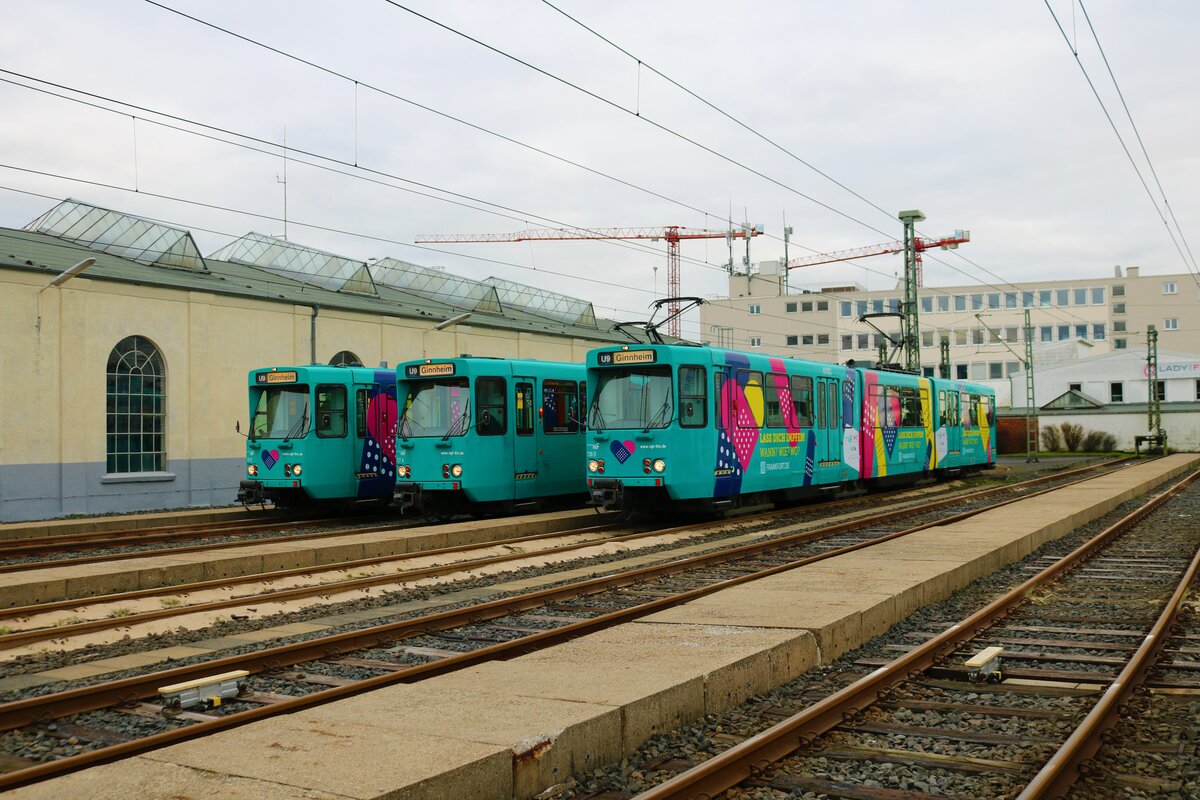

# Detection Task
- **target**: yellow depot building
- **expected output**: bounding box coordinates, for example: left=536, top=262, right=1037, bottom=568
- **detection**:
left=1, top=199, right=627, bottom=522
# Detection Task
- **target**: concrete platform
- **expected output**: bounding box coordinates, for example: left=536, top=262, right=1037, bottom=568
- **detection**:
left=0, top=509, right=603, bottom=608
left=10, top=454, right=1197, bottom=800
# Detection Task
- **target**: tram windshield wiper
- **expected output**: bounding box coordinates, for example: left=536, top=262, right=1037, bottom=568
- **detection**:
left=587, top=403, right=607, bottom=432
left=441, top=402, right=472, bottom=440
left=282, top=405, right=309, bottom=442
left=643, top=391, right=673, bottom=432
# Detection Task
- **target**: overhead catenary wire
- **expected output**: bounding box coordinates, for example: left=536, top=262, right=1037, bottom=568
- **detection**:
left=7, top=5, right=1154, bottom=334
left=368, top=0, right=1114, bottom=327
left=1076, top=0, right=1199, bottom=277
left=1043, top=0, right=1200, bottom=288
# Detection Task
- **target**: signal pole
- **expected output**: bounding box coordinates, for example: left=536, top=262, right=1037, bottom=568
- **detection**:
left=899, top=209, right=926, bottom=373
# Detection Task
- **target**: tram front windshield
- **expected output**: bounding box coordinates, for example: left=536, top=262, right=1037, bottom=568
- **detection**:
left=589, top=367, right=673, bottom=431
left=401, top=378, right=471, bottom=438
left=251, top=386, right=310, bottom=440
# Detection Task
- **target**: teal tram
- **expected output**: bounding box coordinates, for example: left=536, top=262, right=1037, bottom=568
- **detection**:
left=237, top=365, right=398, bottom=508
left=393, top=357, right=588, bottom=514
left=585, top=344, right=995, bottom=512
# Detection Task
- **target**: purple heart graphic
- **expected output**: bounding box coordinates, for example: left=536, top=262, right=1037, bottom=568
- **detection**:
left=261, top=449, right=280, bottom=469
left=609, top=439, right=636, bottom=464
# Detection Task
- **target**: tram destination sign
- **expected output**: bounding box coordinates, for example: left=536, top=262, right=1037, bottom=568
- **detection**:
left=601, top=350, right=657, bottom=366
left=407, top=363, right=456, bottom=377
left=257, top=371, right=298, bottom=384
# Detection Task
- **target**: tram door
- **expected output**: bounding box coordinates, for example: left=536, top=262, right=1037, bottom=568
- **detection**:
left=817, top=377, right=841, bottom=464
left=513, top=378, right=538, bottom=499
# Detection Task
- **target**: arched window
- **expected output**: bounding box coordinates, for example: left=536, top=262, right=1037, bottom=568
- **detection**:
left=330, top=350, right=363, bottom=367
left=106, top=336, right=166, bottom=474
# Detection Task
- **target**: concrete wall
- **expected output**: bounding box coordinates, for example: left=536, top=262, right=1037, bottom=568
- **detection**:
left=1, top=269, right=613, bottom=522
left=1026, top=408, right=1200, bottom=451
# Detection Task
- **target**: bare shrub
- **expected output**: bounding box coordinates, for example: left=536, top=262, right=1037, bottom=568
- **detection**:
left=1060, top=422, right=1085, bottom=452
left=1041, top=425, right=1063, bottom=451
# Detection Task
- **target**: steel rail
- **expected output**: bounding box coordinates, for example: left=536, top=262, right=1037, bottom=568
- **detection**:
left=0, top=457, right=1130, bottom=572
left=0, top=520, right=626, bottom=648
left=633, top=467, right=1200, bottom=800
left=1016, top=495, right=1200, bottom=798
left=0, top=516, right=421, bottom=574
left=0, top=513, right=336, bottom=554
left=0, top=461, right=1134, bottom=790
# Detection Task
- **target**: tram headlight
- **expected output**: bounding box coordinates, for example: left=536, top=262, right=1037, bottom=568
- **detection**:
left=398, top=465, right=410, bottom=478
left=450, top=464, right=463, bottom=478
left=588, top=459, right=599, bottom=473
left=291, top=464, right=302, bottom=476
left=247, top=464, right=258, bottom=477
left=652, top=459, right=666, bottom=473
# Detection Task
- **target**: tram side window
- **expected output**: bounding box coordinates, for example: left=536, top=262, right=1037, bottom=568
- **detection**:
left=543, top=379, right=579, bottom=434
left=737, top=370, right=764, bottom=428
left=790, top=375, right=813, bottom=427
left=579, top=382, right=587, bottom=431
left=476, top=377, right=506, bottom=436
left=356, top=389, right=368, bottom=438
left=679, top=366, right=707, bottom=428
left=316, top=385, right=347, bottom=437
left=515, top=383, right=534, bottom=436
left=961, top=393, right=975, bottom=429
left=764, top=372, right=786, bottom=428
left=986, top=396, right=995, bottom=425
left=900, top=386, right=920, bottom=427
left=880, top=386, right=901, bottom=427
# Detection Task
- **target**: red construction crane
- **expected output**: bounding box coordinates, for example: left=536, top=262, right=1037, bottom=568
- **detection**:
left=786, top=229, right=969, bottom=287
left=415, top=225, right=764, bottom=338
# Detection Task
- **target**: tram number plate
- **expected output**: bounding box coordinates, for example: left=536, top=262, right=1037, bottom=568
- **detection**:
left=258, top=371, right=298, bottom=384
left=604, top=350, right=656, bottom=365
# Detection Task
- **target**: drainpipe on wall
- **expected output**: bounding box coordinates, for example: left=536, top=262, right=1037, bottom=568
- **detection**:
left=309, top=303, right=320, bottom=364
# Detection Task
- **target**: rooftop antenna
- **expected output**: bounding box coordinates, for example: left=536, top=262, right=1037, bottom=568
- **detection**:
left=277, top=126, right=288, bottom=240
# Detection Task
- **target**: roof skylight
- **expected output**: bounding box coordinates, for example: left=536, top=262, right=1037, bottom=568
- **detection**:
left=25, top=199, right=207, bottom=271
left=208, top=232, right=377, bottom=295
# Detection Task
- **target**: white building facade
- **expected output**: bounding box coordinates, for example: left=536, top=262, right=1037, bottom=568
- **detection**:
left=702, top=265, right=1198, bottom=383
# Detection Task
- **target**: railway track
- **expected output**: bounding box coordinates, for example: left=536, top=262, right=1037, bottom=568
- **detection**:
left=0, top=512, right=394, bottom=571
left=631, top=468, right=1200, bottom=800
left=0, top=459, right=1128, bottom=653
left=0, top=457, right=1127, bottom=571
left=0, top=457, right=1141, bottom=789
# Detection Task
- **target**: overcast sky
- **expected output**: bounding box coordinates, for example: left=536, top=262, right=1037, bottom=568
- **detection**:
left=2, top=0, right=1197, bottom=340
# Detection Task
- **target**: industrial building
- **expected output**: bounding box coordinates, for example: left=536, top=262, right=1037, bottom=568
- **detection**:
left=0, top=199, right=630, bottom=522
left=702, top=263, right=1200, bottom=450
left=703, top=264, right=1198, bottom=378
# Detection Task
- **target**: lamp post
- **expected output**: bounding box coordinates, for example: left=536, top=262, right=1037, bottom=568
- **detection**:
left=423, top=312, right=473, bottom=357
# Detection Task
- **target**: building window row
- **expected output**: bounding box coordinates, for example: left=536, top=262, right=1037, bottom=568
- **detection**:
left=844, top=287, right=1110, bottom=319
left=783, top=299, right=829, bottom=313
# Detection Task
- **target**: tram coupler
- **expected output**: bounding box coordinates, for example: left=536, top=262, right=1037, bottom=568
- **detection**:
left=394, top=482, right=421, bottom=513
left=588, top=479, right=623, bottom=512
left=237, top=480, right=265, bottom=505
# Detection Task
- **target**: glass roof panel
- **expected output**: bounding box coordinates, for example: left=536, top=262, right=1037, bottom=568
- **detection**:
left=24, top=199, right=208, bottom=271
left=483, top=277, right=595, bottom=327
left=371, top=257, right=502, bottom=313
left=208, top=232, right=378, bottom=296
